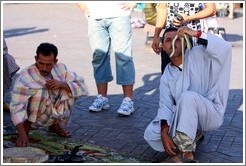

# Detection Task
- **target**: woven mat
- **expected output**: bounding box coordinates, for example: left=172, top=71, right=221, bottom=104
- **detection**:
left=3, top=126, right=146, bottom=163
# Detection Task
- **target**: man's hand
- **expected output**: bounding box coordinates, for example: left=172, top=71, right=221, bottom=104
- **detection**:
left=177, top=26, right=197, bottom=38
left=45, top=79, right=61, bottom=90
left=172, top=13, right=188, bottom=26
left=45, top=79, right=71, bottom=93
left=152, top=36, right=161, bottom=54
left=45, top=79, right=66, bottom=90
left=120, top=3, right=137, bottom=11
left=161, top=128, right=177, bottom=155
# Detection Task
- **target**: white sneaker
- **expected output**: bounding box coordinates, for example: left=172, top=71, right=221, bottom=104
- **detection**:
left=117, top=97, right=134, bottom=116
left=89, top=95, right=110, bottom=112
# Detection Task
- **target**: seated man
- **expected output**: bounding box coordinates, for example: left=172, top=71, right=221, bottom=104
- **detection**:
left=144, top=26, right=232, bottom=162
left=10, top=42, right=88, bottom=147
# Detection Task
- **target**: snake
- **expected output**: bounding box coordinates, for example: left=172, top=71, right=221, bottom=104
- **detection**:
left=170, top=34, right=192, bottom=92
left=170, top=34, right=192, bottom=58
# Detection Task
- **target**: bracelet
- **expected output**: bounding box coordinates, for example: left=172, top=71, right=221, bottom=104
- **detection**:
left=197, top=31, right=202, bottom=38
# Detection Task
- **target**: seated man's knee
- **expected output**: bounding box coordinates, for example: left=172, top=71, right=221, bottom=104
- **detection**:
left=179, top=91, right=200, bottom=104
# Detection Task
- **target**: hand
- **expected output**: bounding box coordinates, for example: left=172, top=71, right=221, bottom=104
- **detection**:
left=46, top=79, right=71, bottom=93
left=161, top=131, right=177, bottom=155
left=177, top=26, right=197, bottom=38
left=120, top=3, right=137, bottom=11
left=45, top=79, right=62, bottom=90
left=152, top=36, right=161, bottom=54
left=172, top=13, right=188, bottom=26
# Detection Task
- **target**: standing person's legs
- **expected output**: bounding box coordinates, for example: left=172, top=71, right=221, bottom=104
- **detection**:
left=110, top=16, right=135, bottom=115
left=96, top=83, right=108, bottom=97
left=122, top=85, right=133, bottom=99
left=109, top=16, right=135, bottom=95
left=88, top=18, right=112, bottom=112
left=228, top=3, right=234, bottom=19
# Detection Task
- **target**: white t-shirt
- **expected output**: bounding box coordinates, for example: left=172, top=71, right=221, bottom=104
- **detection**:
left=85, top=2, right=132, bottom=19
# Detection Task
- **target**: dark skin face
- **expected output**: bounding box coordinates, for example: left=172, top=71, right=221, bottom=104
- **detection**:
left=35, top=53, right=58, bottom=77
left=162, top=31, right=182, bottom=58
left=161, top=30, right=185, bottom=66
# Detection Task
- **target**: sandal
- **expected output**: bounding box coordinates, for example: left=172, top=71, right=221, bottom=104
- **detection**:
left=48, top=123, right=71, bottom=138
left=163, top=151, right=199, bottom=163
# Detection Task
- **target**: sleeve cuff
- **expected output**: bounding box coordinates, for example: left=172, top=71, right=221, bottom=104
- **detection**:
left=200, top=32, right=208, bottom=40
left=160, top=119, right=168, bottom=127
left=197, top=32, right=208, bottom=46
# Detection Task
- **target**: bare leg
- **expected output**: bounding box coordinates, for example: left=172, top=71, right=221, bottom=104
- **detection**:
left=15, top=120, right=31, bottom=147
left=97, top=83, right=108, bottom=97
left=122, top=85, right=133, bottom=99
left=228, top=3, right=234, bottom=19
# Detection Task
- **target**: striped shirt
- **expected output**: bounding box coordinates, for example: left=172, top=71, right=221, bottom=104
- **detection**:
left=10, top=63, right=88, bottom=127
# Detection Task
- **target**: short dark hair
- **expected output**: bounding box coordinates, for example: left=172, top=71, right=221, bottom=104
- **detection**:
left=161, top=27, right=178, bottom=43
left=161, top=26, right=193, bottom=47
left=36, top=42, right=58, bottom=59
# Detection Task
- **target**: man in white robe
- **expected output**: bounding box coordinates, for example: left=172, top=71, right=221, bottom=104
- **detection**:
left=144, top=26, right=232, bottom=162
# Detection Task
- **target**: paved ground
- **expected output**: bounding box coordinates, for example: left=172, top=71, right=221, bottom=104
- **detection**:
left=2, top=3, right=244, bottom=164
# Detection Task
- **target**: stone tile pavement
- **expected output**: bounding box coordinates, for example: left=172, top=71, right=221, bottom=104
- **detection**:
left=2, top=3, right=244, bottom=164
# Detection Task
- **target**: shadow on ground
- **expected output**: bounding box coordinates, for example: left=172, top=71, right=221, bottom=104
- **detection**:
left=69, top=72, right=243, bottom=163
left=4, top=27, right=49, bottom=38
left=2, top=72, right=243, bottom=163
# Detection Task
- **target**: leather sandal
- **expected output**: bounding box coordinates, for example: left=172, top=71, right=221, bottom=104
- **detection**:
left=163, top=153, right=198, bottom=163
left=163, top=150, right=199, bottom=163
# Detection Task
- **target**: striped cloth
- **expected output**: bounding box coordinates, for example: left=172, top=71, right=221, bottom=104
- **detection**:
left=3, top=38, right=20, bottom=96
left=10, top=63, right=88, bottom=128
